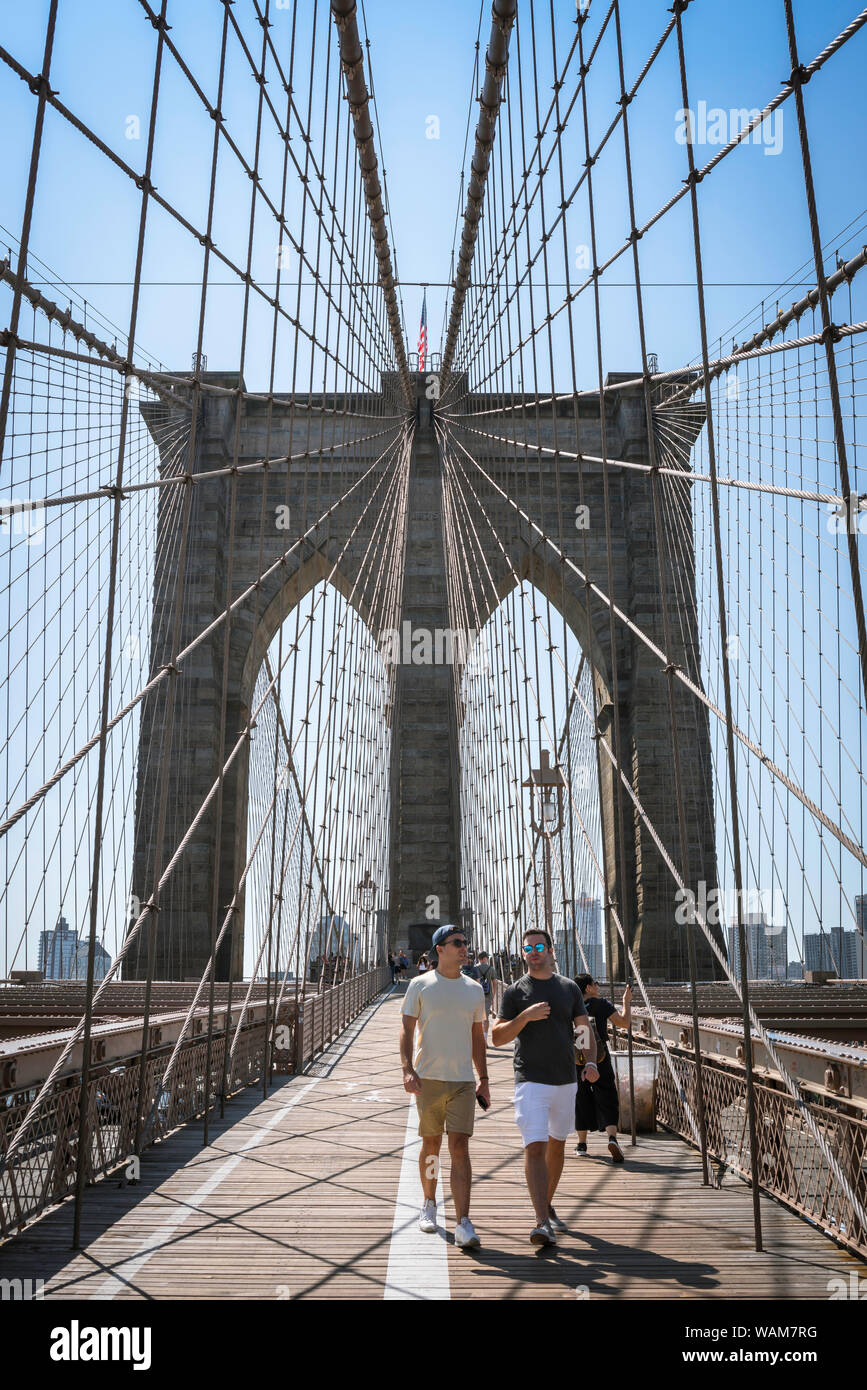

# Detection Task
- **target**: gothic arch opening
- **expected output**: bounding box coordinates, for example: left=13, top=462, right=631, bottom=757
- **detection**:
left=242, top=578, right=392, bottom=983
left=458, top=578, right=606, bottom=981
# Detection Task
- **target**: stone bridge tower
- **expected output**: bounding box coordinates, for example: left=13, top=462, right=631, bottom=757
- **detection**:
left=128, top=371, right=721, bottom=983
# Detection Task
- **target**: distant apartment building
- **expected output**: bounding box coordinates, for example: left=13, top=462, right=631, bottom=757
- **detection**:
left=556, top=895, right=604, bottom=979
left=38, top=916, right=78, bottom=979
left=803, top=926, right=865, bottom=978
left=726, top=914, right=788, bottom=980
left=72, top=940, right=111, bottom=982
left=311, top=914, right=358, bottom=963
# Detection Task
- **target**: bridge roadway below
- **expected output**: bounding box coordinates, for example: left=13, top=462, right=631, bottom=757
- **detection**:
left=0, top=985, right=861, bottom=1301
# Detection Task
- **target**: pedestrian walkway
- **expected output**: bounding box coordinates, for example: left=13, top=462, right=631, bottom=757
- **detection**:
left=0, top=986, right=860, bottom=1300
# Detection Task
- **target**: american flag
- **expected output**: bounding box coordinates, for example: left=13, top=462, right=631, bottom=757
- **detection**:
left=417, top=291, right=427, bottom=371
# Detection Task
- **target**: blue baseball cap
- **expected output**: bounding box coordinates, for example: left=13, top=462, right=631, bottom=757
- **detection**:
left=431, top=924, right=466, bottom=949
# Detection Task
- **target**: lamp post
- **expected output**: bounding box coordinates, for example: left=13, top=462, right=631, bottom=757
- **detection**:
left=523, top=750, right=566, bottom=935
left=357, top=871, right=378, bottom=972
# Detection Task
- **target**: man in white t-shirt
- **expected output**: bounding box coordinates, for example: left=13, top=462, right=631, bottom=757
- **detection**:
left=399, top=924, right=489, bottom=1248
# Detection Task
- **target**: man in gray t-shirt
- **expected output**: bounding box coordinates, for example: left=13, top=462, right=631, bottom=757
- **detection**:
left=498, top=971, right=586, bottom=1084
left=492, top=928, right=597, bottom=1247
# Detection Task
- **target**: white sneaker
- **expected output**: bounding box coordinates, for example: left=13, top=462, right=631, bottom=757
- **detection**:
left=454, top=1217, right=480, bottom=1250
left=547, top=1206, right=567, bottom=1232
left=418, top=1199, right=438, bottom=1234
left=530, top=1220, right=556, bottom=1247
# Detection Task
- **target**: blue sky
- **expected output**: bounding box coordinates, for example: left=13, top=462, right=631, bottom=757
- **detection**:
left=1, top=0, right=864, bottom=380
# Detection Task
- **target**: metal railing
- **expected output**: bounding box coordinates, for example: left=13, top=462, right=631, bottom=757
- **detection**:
left=294, top=965, right=392, bottom=1070
left=491, top=979, right=867, bottom=1259
left=407, top=351, right=442, bottom=373
left=0, top=966, right=391, bottom=1239
left=652, top=1040, right=867, bottom=1259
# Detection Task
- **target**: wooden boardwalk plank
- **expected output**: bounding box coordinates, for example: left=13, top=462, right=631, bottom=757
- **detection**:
left=0, top=986, right=861, bottom=1300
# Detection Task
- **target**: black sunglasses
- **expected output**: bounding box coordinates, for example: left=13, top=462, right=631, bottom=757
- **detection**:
left=444, top=936, right=468, bottom=947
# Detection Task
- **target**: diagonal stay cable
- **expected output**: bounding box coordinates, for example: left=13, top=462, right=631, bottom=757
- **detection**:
left=440, top=422, right=867, bottom=871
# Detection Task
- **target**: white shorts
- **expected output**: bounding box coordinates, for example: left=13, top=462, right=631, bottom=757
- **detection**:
left=513, top=1079, right=577, bottom=1146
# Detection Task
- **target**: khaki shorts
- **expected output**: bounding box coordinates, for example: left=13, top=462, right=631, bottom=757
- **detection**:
left=415, top=1079, right=476, bottom=1137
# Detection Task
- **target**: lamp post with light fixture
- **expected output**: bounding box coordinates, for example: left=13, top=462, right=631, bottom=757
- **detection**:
left=523, top=750, right=566, bottom=936
left=357, top=871, right=378, bottom=972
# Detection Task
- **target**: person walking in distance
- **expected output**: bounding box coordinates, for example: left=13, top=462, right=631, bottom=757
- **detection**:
left=400, top=925, right=489, bottom=1249
left=475, top=951, right=495, bottom=1039
left=491, top=928, right=597, bottom=1246
left=574, top=974, right=632, bottom=1163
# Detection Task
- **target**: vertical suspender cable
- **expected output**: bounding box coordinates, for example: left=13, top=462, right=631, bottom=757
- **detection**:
left=673, top=1, right=762, bottom=1250
left=782, top=0, right=867, bottom=714
left=73, top=1, right=169, bottom=1250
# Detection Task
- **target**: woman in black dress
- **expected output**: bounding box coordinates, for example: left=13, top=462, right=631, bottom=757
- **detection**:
left=573, top=974, right=632, bottom=1162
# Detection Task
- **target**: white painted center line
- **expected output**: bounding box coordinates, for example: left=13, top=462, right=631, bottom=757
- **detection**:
left=91, top=1077, right=321, bottom=1299
left=383, top=1096, right=451, bottom=1301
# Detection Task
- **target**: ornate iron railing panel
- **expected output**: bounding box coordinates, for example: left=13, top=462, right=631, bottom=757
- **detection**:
left=653, top=1043, right=867, bottom=1259
left=0, top=968, right=390, bottom=1239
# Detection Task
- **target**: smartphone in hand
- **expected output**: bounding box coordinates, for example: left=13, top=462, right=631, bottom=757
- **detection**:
left=476, top=1093, right=489, bottom=1110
